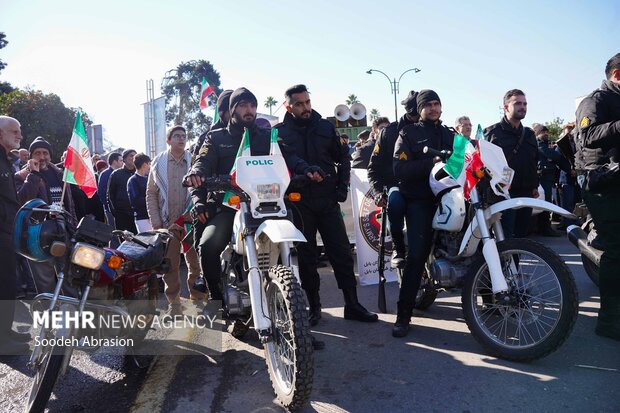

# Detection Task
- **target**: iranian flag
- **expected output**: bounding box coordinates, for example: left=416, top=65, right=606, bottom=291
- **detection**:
left=223, top=128, right=252, bottom=207
left=443, top=133, right=483, bottom=198
left=63, top=111, right=97, bottom=198
left=475, top=124, right=485, bottom=141
left=199, top=78, right=215, bottom=110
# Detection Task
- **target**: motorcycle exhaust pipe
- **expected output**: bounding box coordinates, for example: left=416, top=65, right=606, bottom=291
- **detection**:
left=566, top=225, right=602, bottom=267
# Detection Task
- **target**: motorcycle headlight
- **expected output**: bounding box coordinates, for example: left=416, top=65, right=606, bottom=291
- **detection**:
left=71, top=243, right=105, bottom=270
left=256, top=183, right=280, bottom=201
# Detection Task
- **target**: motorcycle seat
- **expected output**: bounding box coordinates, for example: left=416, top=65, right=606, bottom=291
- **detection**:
left=117, top=232, right=168, bottom=272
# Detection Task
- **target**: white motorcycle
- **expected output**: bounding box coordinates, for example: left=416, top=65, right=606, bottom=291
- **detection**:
left=196, top=151, right=313, bottom=410
left=415, top=138, right=579, bottom=361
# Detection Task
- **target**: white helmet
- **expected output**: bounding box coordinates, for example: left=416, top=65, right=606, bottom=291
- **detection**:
left=429, top=163, right=459, bottom=197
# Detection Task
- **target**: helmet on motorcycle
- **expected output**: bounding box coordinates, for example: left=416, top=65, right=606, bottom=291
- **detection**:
left=429, top=163, right=459, bottom=197
left=13, top=199, right=66, bottom=262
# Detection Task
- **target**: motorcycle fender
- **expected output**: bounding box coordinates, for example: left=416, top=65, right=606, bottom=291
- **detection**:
left=255, top=220, right=307, bottom=244
left=458, top=198, right=575, bottom=257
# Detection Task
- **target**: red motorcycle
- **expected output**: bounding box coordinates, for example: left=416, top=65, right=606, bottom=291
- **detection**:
left=14, top=199, right=171, bottom=413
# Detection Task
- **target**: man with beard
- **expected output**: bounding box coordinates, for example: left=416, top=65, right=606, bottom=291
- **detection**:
left=276, top=84, right=378, bottom=326
left=15, top=137, right=77, bottom=295
left=392, top=90, right=454, bottom=337
left=575, top=53, right=620, bottom=341
left=184, top=87, right=271, bottom=300
left=484, top=90, right=539, bottom=238
left=108, top=149, right=138, bottom=233
left=368, top=91, right=420, bottom=268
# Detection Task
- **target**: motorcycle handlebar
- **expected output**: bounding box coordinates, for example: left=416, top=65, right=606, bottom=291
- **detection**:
left=423, top=146, right=452, bottom=161
left=112, top=230, right=152, bottom=249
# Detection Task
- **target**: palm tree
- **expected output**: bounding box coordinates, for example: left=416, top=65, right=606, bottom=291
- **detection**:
left=346, top=94, right=359, bottom=105
left=369, top=108, right=380, bottom=121
left=264, top=96, right=278, bottom=116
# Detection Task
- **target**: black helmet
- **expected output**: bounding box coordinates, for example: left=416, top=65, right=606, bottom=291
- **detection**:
left=13, top=199, right=66, bottom=262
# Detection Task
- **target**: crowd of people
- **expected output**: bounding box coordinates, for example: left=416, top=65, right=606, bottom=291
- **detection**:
left=0, top=53, right=618, bottom=355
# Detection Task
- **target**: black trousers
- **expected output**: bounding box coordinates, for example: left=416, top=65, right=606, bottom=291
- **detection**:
left=199, top=209, right=236, bottom=286
left=292, top=198, right=356, bottom=293
left=398, top=200, right=436, bottom=311
left=0, top=235, right=17, bottom=337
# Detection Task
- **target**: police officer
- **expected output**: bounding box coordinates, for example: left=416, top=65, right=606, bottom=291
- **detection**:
left=276, top=84, right=378, bottom=326
left=184, top=87, right=271, bottom=300
left=575, top=52, right=620, bottom=341
left=368, top=91, right=419, bottom=268
left=392, top=90, right=454, bottom=337
left=192, top=89, right=234, bottom=162
left=484, top=89, right=539, bottom=238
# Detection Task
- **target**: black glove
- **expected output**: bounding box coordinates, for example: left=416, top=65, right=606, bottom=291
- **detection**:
left=336, top=186, right=348, bottom=203
left=303, top=165, right=326, bottom=178
left=191, top=203, right=209, bottom=221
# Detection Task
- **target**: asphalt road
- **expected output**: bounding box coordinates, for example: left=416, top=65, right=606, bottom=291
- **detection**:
left=1, top=235, right=618, bottom=413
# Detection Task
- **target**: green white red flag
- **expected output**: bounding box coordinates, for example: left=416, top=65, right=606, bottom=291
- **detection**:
left=475, top=124, right=485, bottom=141
left=63, top=111, right=97, bottom=198
left=222, top=128, right=251, bottom=207
left=443, top=133, right=483, bottom=198
left=199, top=78, right=215, bottom=110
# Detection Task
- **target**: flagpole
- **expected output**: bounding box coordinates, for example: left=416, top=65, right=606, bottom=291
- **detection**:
left=60, top=168, right=69, bottom=212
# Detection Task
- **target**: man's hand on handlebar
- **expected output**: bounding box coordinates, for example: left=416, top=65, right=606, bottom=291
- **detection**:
left=184, top=173, right=204, bottom=188
left=191, top=203, right=209, bottom=224
left=303, top=165, right=326, bottom=183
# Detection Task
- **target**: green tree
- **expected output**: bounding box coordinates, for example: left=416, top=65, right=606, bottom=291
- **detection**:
left=0, top=88, right=92, bottom=162
left=346, top=94, right=359, bottom=105
left=0, top=32, right=14, bottom=93
left=0, top=32, right=8, bottom=73
left=161, top=60, right=222, bottom=141
left=544, top=117, right=565, bottom=141
left=264, top=96, right=278, bottom=116
left=369, top=108, right=380, bottom=122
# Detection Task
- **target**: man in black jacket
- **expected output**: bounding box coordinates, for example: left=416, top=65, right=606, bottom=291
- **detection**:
left=575, top=53, right=620, bottom=341
left=368, top=92, right=419, bottom=268
left=185, top=87, right=271, bottom=300
left=0, top=116, right=30, bottom=354
left=484, top=89, right=539, bottom=238
left=192, top=89, right=233, bottom=162
left=276, top=84, right=378, bottom=326
left=392, top=90, right=454, bottom=337
left=107, top=149, right=137, bottom=233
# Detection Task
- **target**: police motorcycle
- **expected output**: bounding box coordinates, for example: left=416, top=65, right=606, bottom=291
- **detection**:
left=416, top=137, right=579, bottom=361
left=14, top=199, right=172, bottom=413
left=189, top=144, right=314, bottom=410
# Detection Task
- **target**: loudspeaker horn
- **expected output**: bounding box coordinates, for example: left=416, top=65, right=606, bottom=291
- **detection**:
left=334, top=104, right=350, bottom=122
left=350, top=103, right=366, bottom=120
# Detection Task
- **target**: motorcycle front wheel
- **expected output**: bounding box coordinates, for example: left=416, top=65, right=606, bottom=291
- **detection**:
left=263, top=265, right=314, bottom=411
left=462, top=239, right=579, bottom=362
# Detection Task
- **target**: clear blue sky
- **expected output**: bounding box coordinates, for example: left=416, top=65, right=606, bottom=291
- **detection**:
left=1, top=0, right=618, bottom=152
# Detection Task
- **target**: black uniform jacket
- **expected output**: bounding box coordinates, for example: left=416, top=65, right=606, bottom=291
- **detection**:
left=368, top=115, right=415, bottom=197
left=190, top=123, right=271, bottom=209
left=393, top=120, right=454, bottom=201
left=575, top=80, right=620, bottom=192
left=484, top=117, right=539, bottom=192
left=275, top=110, right=350, bottom=201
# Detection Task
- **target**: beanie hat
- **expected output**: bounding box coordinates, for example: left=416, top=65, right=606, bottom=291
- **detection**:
left=229, top=87, right=257, bottom=115
left=122, top=149, right=137, bottom=160
left=400, top=90, right=419, bottom=115
left=95, top=160, right=108, bottom=171
left=217, top=90, right=233, bottom=114
left=416, top=89, right=441, bottom=115
left=29, top=137, right=53, bottom=158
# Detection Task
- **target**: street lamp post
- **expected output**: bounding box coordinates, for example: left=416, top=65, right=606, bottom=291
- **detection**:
left=366, top=68, right=421, bottom=121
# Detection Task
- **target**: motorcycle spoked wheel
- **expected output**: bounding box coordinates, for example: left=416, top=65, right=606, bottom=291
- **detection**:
left=582, top=221, right=600, bottom=287
left=26, top=304, right=73, bottom=413
left=462, top=239, right=579, bottom=362
left=263, top=265, right=314, bottom=411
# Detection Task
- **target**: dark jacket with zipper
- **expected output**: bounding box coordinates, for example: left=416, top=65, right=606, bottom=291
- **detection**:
left=0, top=146, right=20, bottom=238
left=275, top=110, right=350, bottom=201
left=484, top=117, right=539, bottom=192
left=190, top=122, right=271, bottom=212
left=368, top=114, right=416, bottom=197
left=107, top=166, right=135, bottom=216
left=575, top=79, right=620, bottom=193
left=393, top=119, right=454, bottom=201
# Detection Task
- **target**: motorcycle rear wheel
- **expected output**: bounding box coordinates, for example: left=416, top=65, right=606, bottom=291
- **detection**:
left=462, top=239, right=578, bottom=361
left=263, top=265, right=314, bottom=411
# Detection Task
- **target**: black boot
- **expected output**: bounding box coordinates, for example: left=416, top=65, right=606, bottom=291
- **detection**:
left=306, top=290, right=322, bottom=326
left=390, top=232, right=406, bottom=269
left=392, top=301, right=412, bottom=338
left=207, top=280, right=223, bottom=301
left=343, top=288, right=378, bottom=322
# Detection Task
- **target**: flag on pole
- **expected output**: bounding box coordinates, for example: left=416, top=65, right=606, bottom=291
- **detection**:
left=222, top=128, right=251, bottom=207
left=199, top=78, right=215, bottom=110
left=443, top=133, right=483, bottom=198
left=63, top=111, right=97, bottom=198
left=475, top=124, right=485, bottom=141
